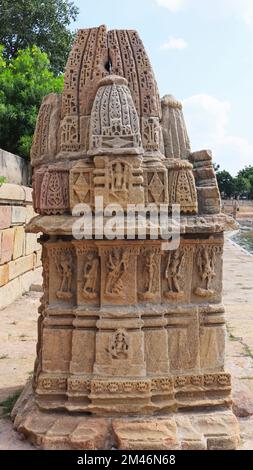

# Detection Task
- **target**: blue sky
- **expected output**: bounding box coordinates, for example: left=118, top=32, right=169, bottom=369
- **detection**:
left=72, top=0, right=253, bottom=175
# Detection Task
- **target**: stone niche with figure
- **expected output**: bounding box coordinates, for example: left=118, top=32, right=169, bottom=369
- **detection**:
left=12, top=25, right=240, bottom=450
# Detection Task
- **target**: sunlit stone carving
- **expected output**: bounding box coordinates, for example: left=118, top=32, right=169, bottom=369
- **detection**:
left=14, top=25, right=240, bottom=450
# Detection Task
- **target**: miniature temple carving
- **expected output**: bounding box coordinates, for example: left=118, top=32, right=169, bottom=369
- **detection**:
left=14, top=25, right=240, bottom=450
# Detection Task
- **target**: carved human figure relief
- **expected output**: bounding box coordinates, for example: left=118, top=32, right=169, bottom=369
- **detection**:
left=105, top=249, right=129, bottom=298
left=109, top=329, right=129, bottom=359
left=194, top=246, right=218, bottom=298
left=82, top=252, right=99, bottom=299
left=111, top=161, right=128, bottom=192
left=55, top=251, right=73, bottom=300
left=164, top=249, right=185, bottom=299
left=139, top=251, right=160, bottom=300
left=94, top=156, right=144, bottom=207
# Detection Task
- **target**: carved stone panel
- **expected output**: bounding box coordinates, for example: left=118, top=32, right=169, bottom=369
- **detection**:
left=31, top=93, right=61, bottom=166
left=192, top=240, right=223, bottom=303
left=70, top=329, right=96, bottom=374
left=94, top=156, right=144, bottom=208
left=33, top=166, right=69, bottom=215
left=143, top=168, right=169, bottom=204
left=75, top=244, right=100, bottom=306
left=48, top=244, right=76, bottom=305
left=99, top=245, right=139, bottom=305
left=94, top=328, right=146, bottom=377
left=141, top=117, right=161, bottom=153
left=166, top=308, right=200, bottom=373
left=107, top=29, right=161, bottom=120
left=41, top=328, right=72, bottom=373
left=138, top=246, right=161, bottom=302
left=167, top=161, right=198, bottom=214
left=200, top=325, right=226, bottom=372
left=70, top=161, right=94, bottom=210
left=89, top=76, right=142, bottom=156
left=144, top=329, right=169, bottom=375
left=162, top=245, right=194, bottom=303
left=60, top=116, right=80, bottom=153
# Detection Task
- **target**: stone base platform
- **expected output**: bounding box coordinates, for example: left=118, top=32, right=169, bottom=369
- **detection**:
left=11, top=383, right=240, bottom=450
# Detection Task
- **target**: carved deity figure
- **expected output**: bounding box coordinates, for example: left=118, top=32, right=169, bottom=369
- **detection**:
left=165, top=249, right=184, bottom=297
left=112, top=162, right=127, bottom=191
left=110, top=329, right=129, bottom=359
left=82, top=253, right=99, bottom=299
left=139, top=252, right=158, bottom=300
left=146, top=252, right=156, bottom=293
left=195, top=246, right=217, bottom=297
left=56, top=252, right=73, bottom=300
left=105, top=250, right=129, bottom=297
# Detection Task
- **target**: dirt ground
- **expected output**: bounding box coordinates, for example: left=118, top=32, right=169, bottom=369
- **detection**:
left=0, top=238, right=253, bottom=450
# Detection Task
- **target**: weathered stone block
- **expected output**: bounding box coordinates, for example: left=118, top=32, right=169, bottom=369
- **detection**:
left=20, top=268, right=42, bottom=294
left=0, top=206, right=12, bottom=229
left=112, top=419, right=180, bottom=450
left=25, top=204, right=36, bottom=223
left=0, top=276, right=22, bottom=310
left=0, top=263, right=9, bottom=287
left=0, top=227, right=14, bottom=264
left=8, top=253, right=34, bottom=280
left=0, top=183, right=25, bottom=203
left=25, top=233, right=39, bottom=255
left=13, top=226, right=25, bottom=259
left=11, top=205, right=27, bottom=225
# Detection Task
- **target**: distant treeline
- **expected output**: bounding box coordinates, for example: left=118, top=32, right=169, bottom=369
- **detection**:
left=215, top=164, right=253, bottom=200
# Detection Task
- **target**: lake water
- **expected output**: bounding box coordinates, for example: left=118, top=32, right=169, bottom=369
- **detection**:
left=232, top=230, right=253, bottom=254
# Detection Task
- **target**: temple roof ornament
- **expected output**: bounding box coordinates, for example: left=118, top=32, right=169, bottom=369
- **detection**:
left=88, top=75, right=143, bottom=156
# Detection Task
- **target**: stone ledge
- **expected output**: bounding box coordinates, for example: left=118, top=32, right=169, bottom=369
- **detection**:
left=12, top=382, right=240, bottom=450
left=0, top=183, right=32, bottom=204
left=26, top=213, right=238, bottom=236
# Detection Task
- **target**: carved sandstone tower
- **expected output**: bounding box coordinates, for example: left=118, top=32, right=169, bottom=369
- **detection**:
left=12, top=25, right=240, bottom=450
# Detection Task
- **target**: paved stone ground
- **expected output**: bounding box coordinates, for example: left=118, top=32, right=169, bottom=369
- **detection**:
left=0, top=237, right=253, bottom=450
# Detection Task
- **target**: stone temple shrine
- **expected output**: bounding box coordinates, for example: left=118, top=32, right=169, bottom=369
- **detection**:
left=12, top=25, right=240, bottom=450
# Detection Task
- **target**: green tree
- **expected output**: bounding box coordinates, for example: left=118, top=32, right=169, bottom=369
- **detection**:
left=0, top=0, right=78, bottom=74
left=234, top=175, right=251, bottom=199
left=237, top=166, right=253, bottom=199
left=0, top=45, right=64, bottom=158
left=216, top=170, right=235, bottom=198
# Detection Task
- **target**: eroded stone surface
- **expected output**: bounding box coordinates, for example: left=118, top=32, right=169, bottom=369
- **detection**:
left=10, top=383, right=239, bottom=450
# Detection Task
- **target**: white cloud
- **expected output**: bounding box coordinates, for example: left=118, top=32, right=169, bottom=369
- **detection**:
left=182, top=94, right=253, bottom=175
left=155, top=0, right=253, bottom=24
left=156, top=0, right=186, bottom=12
left=160, top=36, right=188, bottom=50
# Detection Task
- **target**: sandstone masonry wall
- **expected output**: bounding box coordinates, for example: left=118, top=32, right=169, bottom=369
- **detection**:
left=0, top=183, right=42, bottom=310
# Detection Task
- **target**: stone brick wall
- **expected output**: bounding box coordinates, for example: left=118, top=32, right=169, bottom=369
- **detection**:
left=0, top=183, right=42, bottom=310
